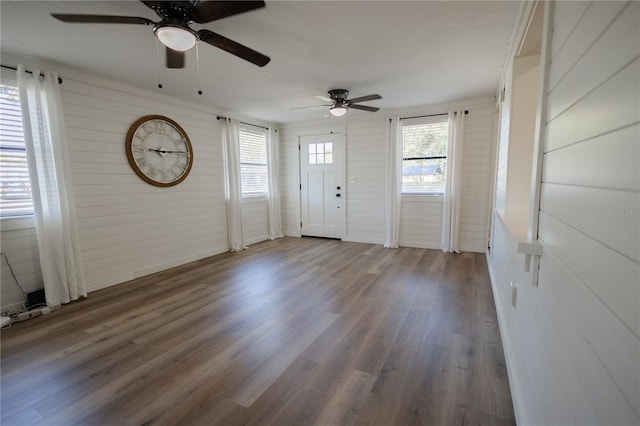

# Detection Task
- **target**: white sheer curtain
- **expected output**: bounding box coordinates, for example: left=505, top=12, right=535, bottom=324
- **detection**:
left=17, top=65, right=86, bottom=307
left=441, top=110, right=466, bottom=253
left=266, top=127, right=283, bottom=240
left=221, top=118, right=246, bottom=251
left=384, top=117, right=402, bottom=248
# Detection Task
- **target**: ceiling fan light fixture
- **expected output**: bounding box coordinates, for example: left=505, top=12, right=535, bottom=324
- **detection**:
left=330, top=105, right=347, bottom=117
left=156, top=26, right=197, bottom=51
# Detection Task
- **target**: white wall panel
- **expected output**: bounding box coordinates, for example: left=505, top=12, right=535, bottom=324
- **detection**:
left=280, top=99, right=496, bottom=252
left=344, top=120, right=386, bottom=244
left=547, top=2, right=638, bottom=120
left=0, top=218, right=43, bottom=311
left=542, top=124, right=639, bottom=192
left=399, top=196, right=442, bottom=249
left=242, top=197, right=269, bottom=245
left=489, top=2, right=640, bottom=424
left=540, top=183, right=640, bottom=261
left=278, top=127, right=302, bottom=237
left=550, top=1, right=590, bottom=60
left=545, top=58, right=639, bottom=152
left=60, top=75, right=235, bottom=291
left=538, top=212, right=639, bottom=339
left=1, top=60, right=273, bottom=301
left=548, top=1, right=629, bottom=91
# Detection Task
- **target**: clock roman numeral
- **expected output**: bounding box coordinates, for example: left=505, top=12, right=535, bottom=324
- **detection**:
left=171, top=165, right=185, bottom=176
left=135, top=157, right=150, bottom=167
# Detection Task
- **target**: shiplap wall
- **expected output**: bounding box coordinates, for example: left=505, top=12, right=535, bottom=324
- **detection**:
left=1, top=58, right=273, bottom=307
left=459, top=104, right=496, bottom=251
left=280, top=98, right=496, bottom=252
left=62, top=76, right=229, bottom=292
left=0, top=217, right=43, bottom=312
left=489, top=2, right=640, bottom=424
left=242, top=197, right=269, bottom=245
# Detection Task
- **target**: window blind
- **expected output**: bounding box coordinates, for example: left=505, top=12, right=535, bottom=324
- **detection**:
left=239, top=126, right=268, bottom=196
left=0, top=84, right=33, bottom=217
left=402, top=119, right=449, bottom=194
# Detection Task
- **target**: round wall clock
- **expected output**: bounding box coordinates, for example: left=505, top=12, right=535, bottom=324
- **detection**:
left=125, top=115, right=194, bottom=187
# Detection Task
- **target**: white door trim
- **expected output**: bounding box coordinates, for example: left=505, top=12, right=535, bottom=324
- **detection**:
left=298, top=127, right=346, bottom=239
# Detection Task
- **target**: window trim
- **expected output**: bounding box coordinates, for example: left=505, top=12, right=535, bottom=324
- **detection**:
left=1, top=81, right=34, bottom=219
left=238, top=124, right=268, bottom=198
left=401, top=115, right=449, bottom=196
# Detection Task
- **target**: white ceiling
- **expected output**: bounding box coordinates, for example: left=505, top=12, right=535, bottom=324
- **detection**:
left=0, top=1, right=521, bottom=124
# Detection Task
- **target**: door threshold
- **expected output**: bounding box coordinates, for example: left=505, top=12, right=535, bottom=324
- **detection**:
left=301, top=235, right=342, bottom=241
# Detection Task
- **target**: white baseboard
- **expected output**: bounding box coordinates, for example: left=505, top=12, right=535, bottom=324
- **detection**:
left=87, top=246, right=229, bottom=293
left=341, top=236, right=384, bottom=245
left=485, top=250, right=526, bottom=426
left=1, top=300, right=25, bottom=315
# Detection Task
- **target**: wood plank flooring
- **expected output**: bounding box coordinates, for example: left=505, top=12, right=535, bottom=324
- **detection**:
left=1, top=237, right=515, bottom=425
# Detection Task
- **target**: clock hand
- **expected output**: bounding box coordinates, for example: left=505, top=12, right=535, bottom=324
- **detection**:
left=147, top=148, right=188, bottom=154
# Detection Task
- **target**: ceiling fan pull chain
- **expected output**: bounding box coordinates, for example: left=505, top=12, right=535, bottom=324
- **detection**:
left=154, top=36, right=163, bottom=89
left=196, top=41, right=203, bottom=95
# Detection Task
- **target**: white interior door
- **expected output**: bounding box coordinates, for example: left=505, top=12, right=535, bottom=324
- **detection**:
left=300, top=133, right=345, bottom=238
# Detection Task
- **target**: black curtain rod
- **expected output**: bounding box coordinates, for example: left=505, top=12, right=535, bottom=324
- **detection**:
left=1, top=64, right=63, bottom=84
left=216, top=115, right=269, bottom=130
left=400, top=110, right=468, bottom=120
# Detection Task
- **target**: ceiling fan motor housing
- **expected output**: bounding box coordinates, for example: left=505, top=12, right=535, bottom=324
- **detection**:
left=328, top=89, right=349, bottom=102
left=144, top=1, right=194, bottom=23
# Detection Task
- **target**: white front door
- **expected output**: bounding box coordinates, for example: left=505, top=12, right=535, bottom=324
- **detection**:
left=300, top=133, right=345, bottom=239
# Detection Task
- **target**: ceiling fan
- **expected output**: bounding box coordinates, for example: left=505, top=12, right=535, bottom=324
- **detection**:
left=51, top=1, right=270, bottom=69
left=295, top=89, right=382, bottom=116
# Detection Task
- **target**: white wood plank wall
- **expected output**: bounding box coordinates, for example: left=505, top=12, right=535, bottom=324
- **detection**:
left=459, top=104, right=496, bottom=252
left=489, top=2, right=640, bottom=424
left=61, top=76, right=230, bottom=292
left=0, top=217, right=43, bottom=312
left=242, top=197, right=269, bottom=245
left=279, top=126, right=304, bottom=237
left=280, top=98, right=496, bottom=251
left=0, top=60, right=273, bottom=303
left=344, top=120, right=386, bottom=244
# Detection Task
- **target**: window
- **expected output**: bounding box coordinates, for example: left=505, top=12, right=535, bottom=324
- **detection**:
left=0, top=84, right=33, bottom=217
left=308, top=142, right=333, bottom=165
left=239, top=125, right=268, bottom=196
left=402, top=117, right=448, bottom=194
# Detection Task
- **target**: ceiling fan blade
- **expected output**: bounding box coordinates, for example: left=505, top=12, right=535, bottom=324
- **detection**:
left=349, top=104, right=380, bottom=113
left=314, top=95, right=333, bottom=103
left=347, top=94, right=382, bottom=104
left=191, top=1, right=265, bottom=24
left=291, top=104, right=331, bottom=110
left=51, top=14, right=153, bottom=25
left=197, top=29, right=270, bottom=67
left=166, top=47, right=185, bottom=69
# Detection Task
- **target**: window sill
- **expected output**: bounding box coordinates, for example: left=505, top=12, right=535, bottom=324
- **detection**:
left=1, top=215, right=35, bottom=231
left=401, top=193, right=444, bottom=199
left=242, top=194, right=268, bottom=203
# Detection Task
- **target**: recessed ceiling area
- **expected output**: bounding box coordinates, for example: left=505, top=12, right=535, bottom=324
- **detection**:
left=0, top=1, right=522, bottom=124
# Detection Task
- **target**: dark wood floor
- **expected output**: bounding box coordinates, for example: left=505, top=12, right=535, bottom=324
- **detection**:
left=1, top=237, right=514, bottom=426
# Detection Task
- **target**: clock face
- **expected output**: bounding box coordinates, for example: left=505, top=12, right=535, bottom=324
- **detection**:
left=125, top=115, right=193, bottom=187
